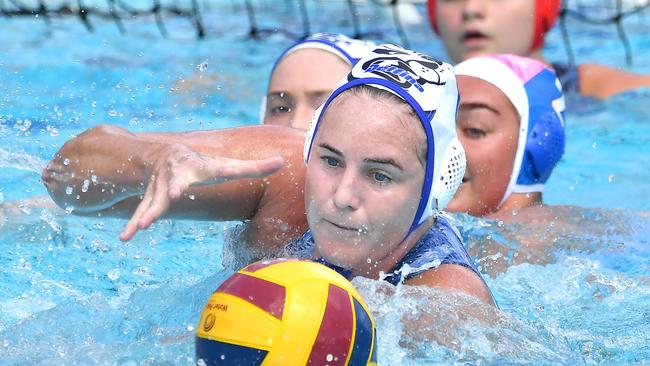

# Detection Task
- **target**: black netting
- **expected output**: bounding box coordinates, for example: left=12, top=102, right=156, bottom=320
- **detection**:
left=1, top=0, right=649, bottom=64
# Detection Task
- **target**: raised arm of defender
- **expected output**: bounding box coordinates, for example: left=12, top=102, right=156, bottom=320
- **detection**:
left=42, top=124, right=308, bottom=243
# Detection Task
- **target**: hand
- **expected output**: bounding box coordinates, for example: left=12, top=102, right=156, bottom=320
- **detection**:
left=119, top=144, right=285, bottom=241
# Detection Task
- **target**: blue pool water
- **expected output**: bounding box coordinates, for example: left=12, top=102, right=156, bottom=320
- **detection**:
left=1, top=1, right=649, bottom=364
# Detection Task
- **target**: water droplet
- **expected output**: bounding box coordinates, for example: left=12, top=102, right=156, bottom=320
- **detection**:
left=65, top=186, right=73, bottom=195
left=63, top=158, right=70, bottom=166
left=81, top=179, right=90, bottom=192
left=91, top=101, right=97, bottom=108
left=188, top=194, right=195, bottom=200
left=186, top=325, right=195, bottom=332
left=366, top=258, right=372, bottom=264
left=326, top=354, right=333, bottom=362
left=592, top=142, right=597, bottom=149
left=15, top=119, right=31, bottom=132
left=107, top=268, right=121, bottom=281
left=18, top=204, right=32, bottom=215
left=91, top=174, right=98, bottom=183
left=108, top=110, right=118, bottom=117
left=511, top=210, right=518, bottom=216
left=220, top=354, right=226, bottom=360
left=608, top=174, right=615, bottom=183
left=47, top=125, right=60, bottom=137
left=197, top=60, right=208, bottom=72
left=65, top=205, right=74, bottom=214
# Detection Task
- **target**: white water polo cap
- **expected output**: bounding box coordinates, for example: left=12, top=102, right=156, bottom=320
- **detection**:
left=304, top=44, right=466, bottom=233
left=261, top=33, right=377, bottom=121
left=454, top=54, right=566, bottom=206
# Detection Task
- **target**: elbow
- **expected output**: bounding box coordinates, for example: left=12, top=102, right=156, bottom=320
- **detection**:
left=41, top=160, right=75, bottom=212
left=41, top=124, right=121, bottom=211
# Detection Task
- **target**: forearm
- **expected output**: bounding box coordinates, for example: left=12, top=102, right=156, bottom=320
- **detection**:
left=579, top=63, right=650, bottom=98
left=42, top=124, right=305, bottom=223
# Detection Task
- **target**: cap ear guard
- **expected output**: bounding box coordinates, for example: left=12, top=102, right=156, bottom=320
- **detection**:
left=514, top=67, right=565, bottom=192
left=431, top=138, right=466, bottom=210
left=516, top=106, right=565, bottom=188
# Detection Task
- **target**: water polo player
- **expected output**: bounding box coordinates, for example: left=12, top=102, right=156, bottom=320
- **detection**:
left=447, top=54, right=565, bottom=217
left=43, top=44, right=495, bottom=304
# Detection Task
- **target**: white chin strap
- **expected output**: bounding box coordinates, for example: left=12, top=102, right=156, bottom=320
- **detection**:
left=259, top=95, right=267, bottom=123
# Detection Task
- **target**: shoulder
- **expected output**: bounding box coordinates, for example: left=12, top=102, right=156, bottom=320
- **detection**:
left=241, top=126, right=309, bottom=250
left=405, top=264, right=495, bottom=306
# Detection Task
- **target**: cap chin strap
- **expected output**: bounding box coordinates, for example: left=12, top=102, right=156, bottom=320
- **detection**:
left=498, top=112, right=529, bottom=208
left=513, top=183, right=545, bottom=194
left=259, top=95, right=267, bottom=123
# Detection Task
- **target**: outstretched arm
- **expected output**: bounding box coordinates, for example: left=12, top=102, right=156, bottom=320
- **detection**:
left=579, top=63, right=650, bottom=99
left=42, top=124, right=308, bottom=243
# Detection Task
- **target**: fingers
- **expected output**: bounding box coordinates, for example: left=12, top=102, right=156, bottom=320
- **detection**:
left=167, top=164, right=192, bottom=201
left=253, top=156, right=286, bottom=176
left=118, top=154, right=285, bottom=241
left=172, top=155, right=285, bottom=189
left=119, top=160, right=188, bottom=241
left=119, top=180, right=155, bottom=241
left=137, top=173, right=171, bottom=230
left=119, top=170, right=174, bottom=241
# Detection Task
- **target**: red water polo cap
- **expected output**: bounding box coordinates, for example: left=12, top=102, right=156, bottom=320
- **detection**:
left=427, top=0, right=561, bottom=51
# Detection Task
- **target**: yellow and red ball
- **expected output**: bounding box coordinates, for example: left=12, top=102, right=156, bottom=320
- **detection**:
left=196, top=258, right=378, bottom=365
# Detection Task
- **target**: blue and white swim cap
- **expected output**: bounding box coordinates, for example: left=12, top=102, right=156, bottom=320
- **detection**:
left=272, top=32, right=377, bottom=70
left=454, top=54, right=566, bottom=206
left=304, top=44, right=466, bottom=233
left=261, top=33, right=377, bottom=122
